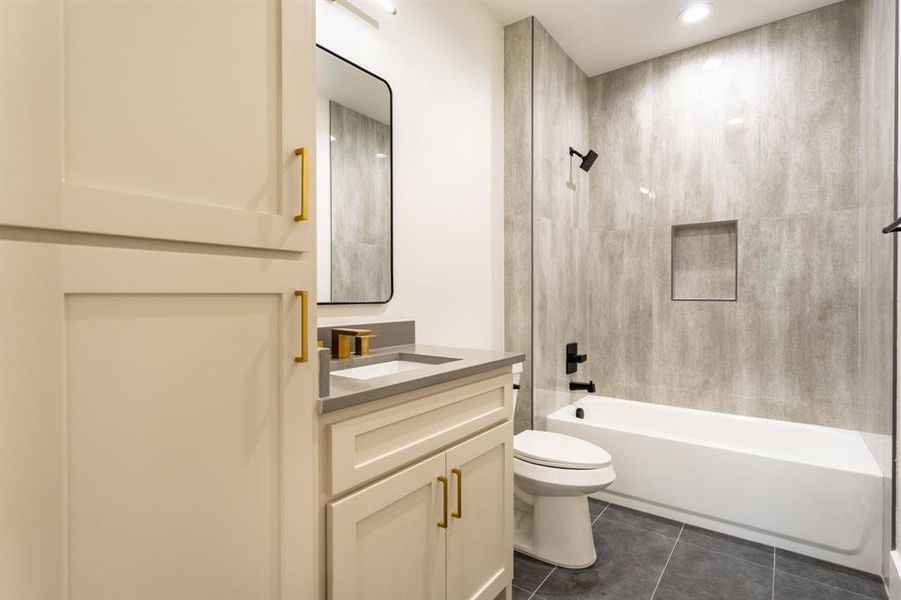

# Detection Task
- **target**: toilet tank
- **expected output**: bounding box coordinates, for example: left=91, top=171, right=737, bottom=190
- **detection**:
left=512, top=363, right=523, bottom=417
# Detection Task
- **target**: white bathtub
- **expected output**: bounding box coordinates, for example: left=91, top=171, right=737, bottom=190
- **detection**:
left=547, top=395, right=887, bottom=574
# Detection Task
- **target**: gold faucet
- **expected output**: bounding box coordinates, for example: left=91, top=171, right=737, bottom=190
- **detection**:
left=355, top=334, right=375, bottom=357
left=331, top=328, right=373, bottom=359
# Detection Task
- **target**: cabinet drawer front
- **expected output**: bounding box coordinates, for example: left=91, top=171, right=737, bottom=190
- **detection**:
left=328, top=373, right=512, bottom=496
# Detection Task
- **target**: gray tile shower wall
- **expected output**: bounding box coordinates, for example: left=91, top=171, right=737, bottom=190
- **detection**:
left=503, top=20, right=591, bottom=430
left=531, top=19, right=591, bottom=429
left=504, top=17, right=534, bottom=434
left=585, top=0, right=893, bottom=433
left=503, top=0, right=893, bottom=435
left=858, top=0, right=895, bottom=443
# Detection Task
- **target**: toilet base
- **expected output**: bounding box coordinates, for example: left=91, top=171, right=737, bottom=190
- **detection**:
left=514, top=494, right=597, bottom=569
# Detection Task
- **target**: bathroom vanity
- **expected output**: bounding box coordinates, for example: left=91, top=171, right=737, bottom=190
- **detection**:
left=313, top=34, right=523, bottom=598
left=316, top=342, right=523, bottom=600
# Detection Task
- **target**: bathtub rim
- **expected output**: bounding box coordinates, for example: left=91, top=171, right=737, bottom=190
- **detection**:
left=556, top=394, right=886, bottom=478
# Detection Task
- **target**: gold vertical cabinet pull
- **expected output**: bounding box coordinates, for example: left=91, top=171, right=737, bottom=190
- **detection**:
left=437, top=476, right=449, bottom=529
left=451, top=468, right=462, bottom=519
left=294, top=290, right=309, bottom=363
left=294, top=147, right=309, bottom=221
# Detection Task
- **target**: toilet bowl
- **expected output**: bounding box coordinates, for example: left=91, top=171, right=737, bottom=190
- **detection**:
left=510, top=363, right=616, bottom=567
left=513, top=430, right=616, bottom=569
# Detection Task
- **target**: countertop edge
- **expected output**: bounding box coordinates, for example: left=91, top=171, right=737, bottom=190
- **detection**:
left=319, top=352, right=525, bottom=414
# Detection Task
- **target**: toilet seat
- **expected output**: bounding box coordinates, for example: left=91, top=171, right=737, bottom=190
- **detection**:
left=514, top=456, right=616, bottom=495
left=514, top=430, right=612, bottom=470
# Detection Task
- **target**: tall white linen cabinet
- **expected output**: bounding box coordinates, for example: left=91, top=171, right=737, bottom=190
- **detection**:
left=0, top=1, right=319, bottom=598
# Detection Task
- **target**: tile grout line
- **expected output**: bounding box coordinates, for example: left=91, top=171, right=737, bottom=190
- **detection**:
left=528, top=566, right=557, bottom=600
left=771, top=548, right=775, bottom=600
left=590, top=502, right=611, bottom=525
left=649, top=523, right=684, bottom=600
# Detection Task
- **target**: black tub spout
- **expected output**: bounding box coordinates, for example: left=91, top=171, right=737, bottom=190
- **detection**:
left=569, top=381, right=595, bottom=393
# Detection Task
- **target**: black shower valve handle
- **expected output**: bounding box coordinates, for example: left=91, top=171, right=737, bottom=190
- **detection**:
left=565, top=342, right=588, bottom=375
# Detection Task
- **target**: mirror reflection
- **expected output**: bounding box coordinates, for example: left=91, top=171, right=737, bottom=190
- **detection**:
left=316, top=46, right=392, bottom=304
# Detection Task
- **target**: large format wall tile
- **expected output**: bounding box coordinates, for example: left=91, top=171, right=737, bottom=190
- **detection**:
left=504, top=18, right=534, bottom=434
left=858, top=0, right=895, bottom=441
left=533, top=217, right=590, bottom=427
left=589, top=229, right=655, bottom=402
left=588, top=63, right=654, bottom=232
left=651, top=225, right=741, bottom=414
left=530, top=21, right=591, bottom=428
left=737, top=212, right=861, bottom=427
left=584, top=0, right=890, bottom=433
left=755, top=1, right=861, bottom=218
left=650, top=28, right=761, bottom=227
left=532, top=21, right=590, bottom=229
left=860, top=203, right=894, bottom=434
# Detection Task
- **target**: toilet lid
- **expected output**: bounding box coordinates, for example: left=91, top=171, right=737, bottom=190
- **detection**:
left=514, top=430, right=612, bottom=470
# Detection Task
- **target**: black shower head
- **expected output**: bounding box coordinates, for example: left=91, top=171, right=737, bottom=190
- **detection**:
left=580, top=150, right=598, bottom=172
left=569, top=147, right=598, bottom=172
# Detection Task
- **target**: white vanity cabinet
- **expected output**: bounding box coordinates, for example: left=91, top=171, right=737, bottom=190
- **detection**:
left=319, top=369, right=515, bottom=600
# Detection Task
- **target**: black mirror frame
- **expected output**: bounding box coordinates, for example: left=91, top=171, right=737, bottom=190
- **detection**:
left=316, top=44, right=394, bottom=305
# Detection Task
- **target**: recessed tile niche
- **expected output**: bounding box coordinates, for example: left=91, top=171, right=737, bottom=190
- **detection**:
left=671, top=221, right=738, bottom=301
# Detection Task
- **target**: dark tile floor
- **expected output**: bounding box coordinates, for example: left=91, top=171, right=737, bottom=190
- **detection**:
left=512, top=500, right=887, bottom=600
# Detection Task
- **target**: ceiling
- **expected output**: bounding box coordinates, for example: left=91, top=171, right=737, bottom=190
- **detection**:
left=480, top=0, right=844, bottom=76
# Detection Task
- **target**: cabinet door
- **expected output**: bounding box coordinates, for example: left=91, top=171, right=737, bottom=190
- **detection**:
left=328, top=453, right=447, bottom=600
left=0, top=0, right=314, bottom=252
left=0, top=240, right=317, bottom=599
left=445, top=422, right=514, bottom=600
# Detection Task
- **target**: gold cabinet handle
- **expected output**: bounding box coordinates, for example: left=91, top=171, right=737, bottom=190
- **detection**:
left=294, top=147, right=309, bottom=221
left=437, top=476, right=448, bottom=529
left=294, top=290, right=308, bottom=363
left=451, top=468, right=462, bottom=519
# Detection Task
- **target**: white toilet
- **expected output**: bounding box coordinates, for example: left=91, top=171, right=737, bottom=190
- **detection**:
left=512, top=365, right=616, bottom=568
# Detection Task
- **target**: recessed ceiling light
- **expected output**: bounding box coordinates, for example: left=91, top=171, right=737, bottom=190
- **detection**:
left=726, top=117, right=745, bottom=126
left=375, top=153, right=387, bottom=159
left=679, top=3, right=712, bottom=24
left=702, top=58, right=722, bottom=71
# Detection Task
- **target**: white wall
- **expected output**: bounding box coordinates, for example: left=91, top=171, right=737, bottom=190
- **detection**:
left=315, top=0, right=505, bottom=351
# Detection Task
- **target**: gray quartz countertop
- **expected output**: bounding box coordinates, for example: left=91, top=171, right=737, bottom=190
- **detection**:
left=319, top=344, right=525, bottom=413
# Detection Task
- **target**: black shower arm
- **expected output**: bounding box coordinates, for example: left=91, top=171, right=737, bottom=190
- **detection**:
left=883, top=215, right=901, bottom=234
left=569, top=146, right=585, bottom=160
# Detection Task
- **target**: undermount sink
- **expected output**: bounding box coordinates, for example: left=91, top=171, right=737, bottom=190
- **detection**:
left=330, top=352, right=459, bottom=381
left=331, top=360, right=432, bottom=381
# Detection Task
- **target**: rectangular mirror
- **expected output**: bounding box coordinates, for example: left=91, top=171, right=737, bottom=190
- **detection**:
left=316, top=46, right=393, bottom=304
